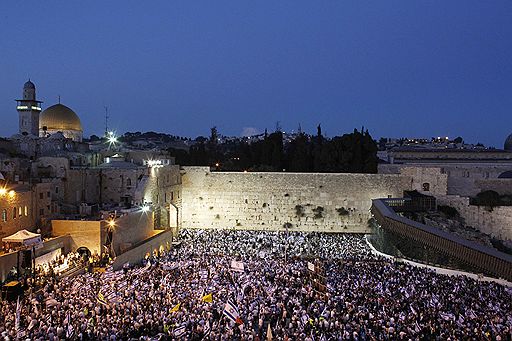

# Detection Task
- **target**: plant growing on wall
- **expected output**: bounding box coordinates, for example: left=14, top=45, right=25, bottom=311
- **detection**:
left=295, top=205, right=305, bottom=217
left=313, top=206, right=324, bottom=219
left=283, top=222, right=293, bottom=229
left=336, top=207, right=350, bottom=216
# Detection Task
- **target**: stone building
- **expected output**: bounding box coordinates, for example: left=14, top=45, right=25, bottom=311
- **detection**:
left=379, top=145, right=512, bottom=197
left=0, top=184, right=33, bottom=240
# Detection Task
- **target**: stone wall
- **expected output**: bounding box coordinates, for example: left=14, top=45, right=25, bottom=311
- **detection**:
left=0, top=186, right=35, bottom=239
left=144, top=165, right=182, bottom=229
left=52, top=208, right=156, bottom=256
left=111, top=209, right=155, bottom=255
left=475, top=179, right=512, bottom=195
left=52, top=220, right=102, bottom=254
left=437, top=195, right=512, bottom=241
left=398, top=167, right=448, bottom=195
left=181, top=167, right=412, bottom=233
left=379, top=163, right=512, bottom=197
left=111, top=230, right=173, bottom=270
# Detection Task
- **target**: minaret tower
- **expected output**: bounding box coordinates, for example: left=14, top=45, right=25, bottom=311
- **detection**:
left=16, top=80, right=42, bottom=136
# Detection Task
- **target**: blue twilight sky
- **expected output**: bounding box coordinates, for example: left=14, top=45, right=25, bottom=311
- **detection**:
left=0, top=1, right=511, bottom=147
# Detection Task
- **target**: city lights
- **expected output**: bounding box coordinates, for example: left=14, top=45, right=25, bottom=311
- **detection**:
left=0, top=188, right=6, bottom=196
left=141, top=204, right=150, bottom=213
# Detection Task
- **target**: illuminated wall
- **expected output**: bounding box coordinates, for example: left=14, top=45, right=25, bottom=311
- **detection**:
left=181, top=167, right=412, bottom=233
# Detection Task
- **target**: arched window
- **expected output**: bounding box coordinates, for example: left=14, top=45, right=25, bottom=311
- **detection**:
left=422, top=183, right=430, bottom=191
left=13, top=207, right=17, bottom=219
left=126, top=178, right=132, bottom=186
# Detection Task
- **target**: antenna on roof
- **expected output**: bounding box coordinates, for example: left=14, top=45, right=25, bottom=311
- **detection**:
left=104, top=106, right=109, bottom=137
left=58, top=95, right=61, bottom=104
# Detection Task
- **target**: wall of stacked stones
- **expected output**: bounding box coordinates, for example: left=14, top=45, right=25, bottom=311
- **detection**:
left=437, top=195, right=512, bottom=241
left=181, top=167, right=412, bottom=233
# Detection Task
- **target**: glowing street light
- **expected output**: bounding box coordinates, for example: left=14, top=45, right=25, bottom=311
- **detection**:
left=0, top=188, right=6, bottom=196
left=106, top=131, right=118, bottom=149
left=108, top=219, right=116, bottom=228
left=141, top=204, right=150, bottom=213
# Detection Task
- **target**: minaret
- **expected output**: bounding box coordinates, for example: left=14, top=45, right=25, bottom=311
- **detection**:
left=16, top=80, right=42, bottom=136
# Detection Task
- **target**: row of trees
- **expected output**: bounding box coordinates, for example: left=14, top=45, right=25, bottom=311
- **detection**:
left=168, top=126, right=379, bottom=173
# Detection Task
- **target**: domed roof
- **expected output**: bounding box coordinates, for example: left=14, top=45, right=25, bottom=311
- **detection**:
left=505, top=134, right=512, bottom=151
left=24, top=80, right=35, bottom=89
left=39, top=103, right=82, bottom=132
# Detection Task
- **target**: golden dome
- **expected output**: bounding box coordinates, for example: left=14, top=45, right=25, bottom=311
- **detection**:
left=39, top=103, right=82, bottom=131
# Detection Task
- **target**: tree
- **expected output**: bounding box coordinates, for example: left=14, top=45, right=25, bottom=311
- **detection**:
left=475, top=190, right=501, bottom=208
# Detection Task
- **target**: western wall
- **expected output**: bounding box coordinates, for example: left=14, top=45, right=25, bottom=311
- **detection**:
left=180, top=167, right=412, bottom=233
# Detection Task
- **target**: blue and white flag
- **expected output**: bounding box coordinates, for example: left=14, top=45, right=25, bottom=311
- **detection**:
left=223, top=300, right=241, bottom=324
left=66, top=311, right=75, bottom=339
left=203, top=320, right=211, bottom=338
left=174, top=324, right=187, bottom=337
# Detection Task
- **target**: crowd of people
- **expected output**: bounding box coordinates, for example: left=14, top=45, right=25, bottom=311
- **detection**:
left=0, top=228, right=510, bottom=340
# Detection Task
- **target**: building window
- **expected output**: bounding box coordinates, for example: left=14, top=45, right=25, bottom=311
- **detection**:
left=1, top=209, right=6, bottom=222
left=422, top=183, right=430, bottom=191
left=24, top=206, right=28, bottom=216
left=18, top=207, right=22, bottom=216
left=126, top=178, right=132, bottom=186
left=55, top=187, right=59, bottom=194
left=13, top=207, right=17, bottom=219
left=47, top=191, right=50, bottom=198
left=39, top=208, right=44, bottom=216
left=170, top=192, right=174, bottom=201
left=39, top=192, right=43, bottom=199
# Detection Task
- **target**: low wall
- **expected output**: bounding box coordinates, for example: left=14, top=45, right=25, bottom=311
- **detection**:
left=181, top=167, right=411, bottom=233
left=475, top=179, right=512, bottom=195
left=371, top=199, right=512, bottom=281
left=437, top=195, right=512, bottom=241
left=35, top=235, right=72, bottom=258
left=111, top=230, right=173, bottom=270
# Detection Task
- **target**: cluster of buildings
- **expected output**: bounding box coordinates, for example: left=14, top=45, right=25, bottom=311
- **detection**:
left=1, top=79, right=511, bottom=281
left=1, top=81, right=181, bottom=280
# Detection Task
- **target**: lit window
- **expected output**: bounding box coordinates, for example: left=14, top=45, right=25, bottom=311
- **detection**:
left=18, top=207, right=22, bottom=216
left=2, top=209, right=7, bottom=222
left=13, top=207, right=16, bottom=219
left=24, top=206, right=28, bottom=216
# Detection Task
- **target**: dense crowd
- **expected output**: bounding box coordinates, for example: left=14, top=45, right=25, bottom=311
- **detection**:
left=0, top=229, right=510, bottom=340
